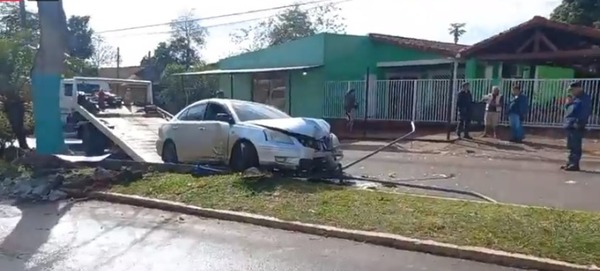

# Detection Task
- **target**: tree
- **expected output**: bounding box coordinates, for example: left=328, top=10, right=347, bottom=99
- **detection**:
left=551, top=0, right=600, bottom=27
left=89, top=34, right=117, bottom=67
left=169, top=11, right=207, bottom=69
left=67, top=15, right=94, bottom=59
left=0, top=38, right=35, bottom=149
left=159, top=63, right=217, bottom=113
left=448, top=23, right=466, bottom=44
left=140, top=11, right=208, bottom=76
left=0, top=3, right=39, bottom=45
left=230, top=2, right=346, bottom=52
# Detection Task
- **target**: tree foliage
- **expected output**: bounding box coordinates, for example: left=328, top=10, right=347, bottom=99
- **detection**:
left=448, top=23, right=466, bottom=44
left=138, top=11, right=214, bottom=113
left=551, top=0, right=600, bottom=27
left=158, top=63, right=217, bottom=113
left=66, top=15, right=94, bottom=59
left=142, top=11, right=207, bottom=72
left=0, top=36, right=34, bottom=148
left=230, top=2, right=346, bottom=52
left=89, top=34, right=117, bottom=68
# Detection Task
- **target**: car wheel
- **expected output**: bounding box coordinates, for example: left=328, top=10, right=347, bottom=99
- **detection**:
left=162, top=141, right=179, bottom=163
left=230, top=140, right=259, bottom=172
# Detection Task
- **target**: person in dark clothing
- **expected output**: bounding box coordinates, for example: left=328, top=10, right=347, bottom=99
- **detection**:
left=508, top=84, right=528, bottom=143
left=455, top=82, right=473, bottom=139
left=344, top=89, right=358, bottom=131
left=561, top=81, right=592, bottom=171
left=214, top=90, right=225, bottom=98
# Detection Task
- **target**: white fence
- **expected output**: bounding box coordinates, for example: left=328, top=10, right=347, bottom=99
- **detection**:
left=324, top=78, right=600, bottom=129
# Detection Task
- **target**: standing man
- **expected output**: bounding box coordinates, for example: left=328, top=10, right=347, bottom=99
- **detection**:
left=214, top=90, right=225, bottom=98
left=507, top=84, right=528, bottom=143
left=344, top=88, right=358, bottom=131
left=456, top=82, right=473, bottom=139
left=562, top=81, right=592, bottom=171
left=482, top=86, right=502, bottom=138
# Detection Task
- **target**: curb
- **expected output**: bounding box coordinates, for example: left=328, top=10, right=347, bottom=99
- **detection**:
left=88, top=191, right=599, bottom=271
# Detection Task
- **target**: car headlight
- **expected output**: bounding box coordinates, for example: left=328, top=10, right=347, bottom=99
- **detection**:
left=330, top=133, right=340, bottom=147
left=264, top=130, right=294, bottom=145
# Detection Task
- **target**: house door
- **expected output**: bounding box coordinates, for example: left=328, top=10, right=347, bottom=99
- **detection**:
left=388, top=76, right=417, bottom=121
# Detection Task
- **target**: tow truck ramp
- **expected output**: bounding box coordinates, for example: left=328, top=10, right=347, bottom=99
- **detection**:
left=74, top=105, right=170, bottom=163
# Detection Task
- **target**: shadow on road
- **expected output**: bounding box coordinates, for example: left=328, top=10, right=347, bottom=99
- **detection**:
left=0, top=201, right=74, bottom=271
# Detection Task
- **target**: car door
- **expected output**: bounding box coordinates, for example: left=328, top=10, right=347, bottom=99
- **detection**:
left=200, top=102, right=233, bottom=163
left=173, top=103, right=207, bottom=162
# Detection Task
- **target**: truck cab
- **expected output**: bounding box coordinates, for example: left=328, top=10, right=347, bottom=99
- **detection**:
left=60, top=78, right=110, bottom=135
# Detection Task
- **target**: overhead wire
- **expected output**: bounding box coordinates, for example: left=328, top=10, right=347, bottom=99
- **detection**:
left=100, top=0, right=353, bottom=38
left=103, top=0, right=352, bottom=39
left=97, top=0, right=340, bottom=34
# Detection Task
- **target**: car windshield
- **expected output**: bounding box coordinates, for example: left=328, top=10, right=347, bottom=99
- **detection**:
left=231, top=101, right=290, bottom=122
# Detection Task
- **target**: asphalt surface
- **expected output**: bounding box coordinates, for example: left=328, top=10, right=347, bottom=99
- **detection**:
left=0, top=201, right=522, bottom=271
left=342, top=150, right=600, bottom=211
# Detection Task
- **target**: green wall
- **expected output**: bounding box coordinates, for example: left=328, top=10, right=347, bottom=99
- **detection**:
left=322, top=34, right=446, bottom=80
left=216, top=33, right=453, bottom=118
left=219, top=34, right=326, bottom=69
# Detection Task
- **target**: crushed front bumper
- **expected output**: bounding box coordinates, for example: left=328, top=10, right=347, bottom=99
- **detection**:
left=255, top=143, right=343, bottom=172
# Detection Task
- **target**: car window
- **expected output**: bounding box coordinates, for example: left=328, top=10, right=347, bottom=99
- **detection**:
left=178, top=103, right=207, bottom=121
left=204, top=103, right=230, bottom=121
left=231, top=101, right=290, bottom=122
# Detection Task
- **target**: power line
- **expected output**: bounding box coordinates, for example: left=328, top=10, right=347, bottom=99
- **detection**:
left=105, top=0, right=352, bottom=39
left=97, top=0, right=336, bottom=34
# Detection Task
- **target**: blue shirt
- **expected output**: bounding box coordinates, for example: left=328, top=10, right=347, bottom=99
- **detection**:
left=508, top=94, right=528, bottom=117
left=564, top=92, right=592, bottom=129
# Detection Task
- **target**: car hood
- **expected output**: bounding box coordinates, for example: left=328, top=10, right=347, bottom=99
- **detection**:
left=244, top=118, right=331, bottom=139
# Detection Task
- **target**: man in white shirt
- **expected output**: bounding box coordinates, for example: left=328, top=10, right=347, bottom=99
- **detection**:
left=481, top=86, right=502, bottom=138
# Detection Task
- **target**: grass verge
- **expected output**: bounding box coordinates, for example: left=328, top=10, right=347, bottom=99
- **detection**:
left=111, top=173, right=600, bottom=265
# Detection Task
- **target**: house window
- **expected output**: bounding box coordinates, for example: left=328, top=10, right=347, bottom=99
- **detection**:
left=252, top=72, right=287, bottom=112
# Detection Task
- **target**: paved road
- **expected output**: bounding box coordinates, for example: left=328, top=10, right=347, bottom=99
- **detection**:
left=0, top=201, right=521, bottom=271
left=342, top=150, right=600, bottom=211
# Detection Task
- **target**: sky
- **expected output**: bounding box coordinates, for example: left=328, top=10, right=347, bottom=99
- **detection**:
left=25, top=0, right=561, bottom=67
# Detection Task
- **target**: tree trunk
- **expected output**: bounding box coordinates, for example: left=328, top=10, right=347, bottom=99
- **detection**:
left=4, top=97, right=29, bottom=149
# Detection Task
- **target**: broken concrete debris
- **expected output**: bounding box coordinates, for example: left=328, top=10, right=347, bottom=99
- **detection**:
left=0, top=166, right=143, bottom=202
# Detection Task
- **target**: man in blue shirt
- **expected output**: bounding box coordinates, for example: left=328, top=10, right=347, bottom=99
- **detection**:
left=507, top=84, right=528, bottom=143
left=562, top=81, right=592, bottom=171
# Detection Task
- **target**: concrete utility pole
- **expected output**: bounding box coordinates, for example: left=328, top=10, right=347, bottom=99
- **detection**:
left=30, top=0, right=68, bottom=154
left=18, top=0, right=26, bottom=27
left=116, top=47, right=120, bottom=78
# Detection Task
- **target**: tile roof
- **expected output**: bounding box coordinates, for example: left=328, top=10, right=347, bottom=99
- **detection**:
left=97, top=66, right=142, bottom=79
left=369, top=33, right=468, bottom=56
left=460, top=16, right=600, bottom=57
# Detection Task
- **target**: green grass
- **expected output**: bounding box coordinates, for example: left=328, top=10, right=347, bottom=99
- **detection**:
left=111, top=173, right=600, bottom=265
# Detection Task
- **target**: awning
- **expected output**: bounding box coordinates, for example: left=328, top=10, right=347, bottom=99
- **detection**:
left=172, top=65, right=322, bottom=76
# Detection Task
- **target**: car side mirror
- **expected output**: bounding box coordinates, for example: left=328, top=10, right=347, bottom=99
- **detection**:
left=215, top=113, right=234, bottom=124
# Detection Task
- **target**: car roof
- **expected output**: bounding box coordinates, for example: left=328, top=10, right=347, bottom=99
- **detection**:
left=190, top=98, right=268, bottom=108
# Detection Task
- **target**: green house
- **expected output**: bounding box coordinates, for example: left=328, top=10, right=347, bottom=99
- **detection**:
left=193, top=33, right=468, bottom=118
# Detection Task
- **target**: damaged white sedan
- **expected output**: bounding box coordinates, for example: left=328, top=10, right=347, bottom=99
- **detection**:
left=156, top=98, right=343, bottom=172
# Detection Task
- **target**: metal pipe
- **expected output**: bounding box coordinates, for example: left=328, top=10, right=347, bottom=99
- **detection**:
left=341, top=121, right=416, bottom=170
left=341, top=174, right=497, bottom=203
